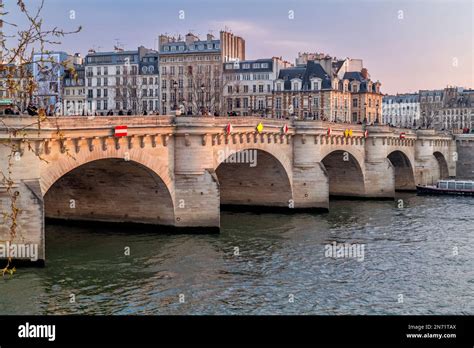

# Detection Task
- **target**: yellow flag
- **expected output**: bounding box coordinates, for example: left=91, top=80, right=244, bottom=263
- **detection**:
left=256, top=122, right=264, bottom=133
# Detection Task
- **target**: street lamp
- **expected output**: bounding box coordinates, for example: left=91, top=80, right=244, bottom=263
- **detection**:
left=172, top=80, right=178, bottom=111
left=375, top=101, right=379, bottom=124
left=200, top=83, right=205, bottom=115
left=363, top=102, right=368, bottom=125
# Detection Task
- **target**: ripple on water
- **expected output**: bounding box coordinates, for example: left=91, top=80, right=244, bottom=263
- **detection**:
left=1, top=195, right=473, bottom=315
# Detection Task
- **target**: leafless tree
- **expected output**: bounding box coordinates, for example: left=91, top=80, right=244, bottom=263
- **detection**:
left=0, top=0, right=80, bottom=275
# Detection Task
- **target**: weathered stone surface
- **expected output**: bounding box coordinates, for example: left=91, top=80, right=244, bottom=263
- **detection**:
left=0, top=116, right=456, bottom=263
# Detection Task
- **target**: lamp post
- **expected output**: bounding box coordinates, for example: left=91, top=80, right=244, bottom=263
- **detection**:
left=172, top=80, right=178, bottom=111
left=363, top=102, right=368, bottom=125
left=200, top=83, right=205, bottom=115
left=375, top=101, right=379, bottom=124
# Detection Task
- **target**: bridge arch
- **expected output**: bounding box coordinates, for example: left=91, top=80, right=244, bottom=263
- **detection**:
left=321, top=150, right=365, bottom=197
left=433, top=151, right=449, bottom=180
left=215, top=148, right=293, bottom=208
left=387, top=150, right=416, bottom=191
left=42, top=154, right=175, bottom=226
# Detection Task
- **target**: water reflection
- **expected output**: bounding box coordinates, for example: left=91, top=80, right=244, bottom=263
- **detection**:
left=1, top=194, right=473, bottom=315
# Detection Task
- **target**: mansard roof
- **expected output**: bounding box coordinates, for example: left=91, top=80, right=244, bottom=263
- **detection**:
left=277, top=61, right=331, bottom=90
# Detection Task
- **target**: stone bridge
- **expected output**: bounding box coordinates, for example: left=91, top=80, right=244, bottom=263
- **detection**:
left=0, top=116, right=456, bottom=263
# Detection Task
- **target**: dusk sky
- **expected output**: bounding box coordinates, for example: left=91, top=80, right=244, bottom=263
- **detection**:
left=5, top=0, right=473, bottom=94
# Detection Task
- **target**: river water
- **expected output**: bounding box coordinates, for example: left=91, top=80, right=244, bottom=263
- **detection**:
left=1, top=194, right=473, bottom=315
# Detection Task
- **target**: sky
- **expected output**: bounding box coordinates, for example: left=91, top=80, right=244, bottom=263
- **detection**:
left=3, top=0, right=473, bottom=94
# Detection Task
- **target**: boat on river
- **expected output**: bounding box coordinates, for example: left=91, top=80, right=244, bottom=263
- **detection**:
left=416, top=180, right=474, bottom=196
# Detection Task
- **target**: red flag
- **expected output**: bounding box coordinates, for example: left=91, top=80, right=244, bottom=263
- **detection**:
left=225, top=123, right=233, bottom=135
left=327, top=127, right=332, bottom=136
left=282, top=124, right=289, bottom=134
left=399, top=132, right=406, bottom=139
left=364, top=129, right=369, bottom=138
left=114, top=125, right=128, bottom=137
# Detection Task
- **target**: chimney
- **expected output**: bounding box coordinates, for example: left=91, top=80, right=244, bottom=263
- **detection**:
left=207, top=33, right=214, bottom=41
left=186, top=33, right=198, bottom=45
left=361, top=68, right=369, bottom=79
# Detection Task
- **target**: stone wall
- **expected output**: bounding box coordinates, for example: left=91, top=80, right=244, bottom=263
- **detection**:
left=44, top=159, right=175, bottom=226
left=455, top=135, right=474, bottom=179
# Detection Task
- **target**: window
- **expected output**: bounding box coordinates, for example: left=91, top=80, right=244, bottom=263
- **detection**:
left=104, top=67, right=108, bottom=75
left=104, top=100, right=108, bottom=110
left=228, top=86, right=233, bottom=93
left=293, top=82, right=298, bottom=91
left=276, top=97, right=282, bottom=109
left=353, top=99, right=358, bottom=107
left=244, top=85, right=249, bottom=93
left=293, top=98, right=299, bottom=108
left=242, top=63, right=250, bottom=69
left=258, top=85, right=264, bottom=93
left=243, top=98, right=249, bottom=108
left=276, top=83, right=282, bottom=91
left=97, top=89, right=101, bottom=97
left=253, top=85, right=256, bottom=93
left=104, top=89, right=108, bottom=97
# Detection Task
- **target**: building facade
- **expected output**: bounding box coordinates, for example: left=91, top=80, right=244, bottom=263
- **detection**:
left=272, top=55, right=382, bottom=122
left=438, top=87, right=474, bottom=131
left=0, top=63, right=33, bottom=113
left=63, top=65, right=85, bottom=115
left=158, top=31, right=245, bottom=115
left=382, top=93, right=420, bottom=128
left=32, top=51, right=76, bottom=110
left=85, top=46, right=157, bottom=115
left=223, top=57, right=291, bottom=116
left=419, top=89, right=443, bottom=128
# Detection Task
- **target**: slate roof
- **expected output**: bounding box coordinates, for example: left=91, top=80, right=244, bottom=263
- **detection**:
left=343, top=71, right=363, bottom=81
left=277, top=61, right=331, bottom=91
